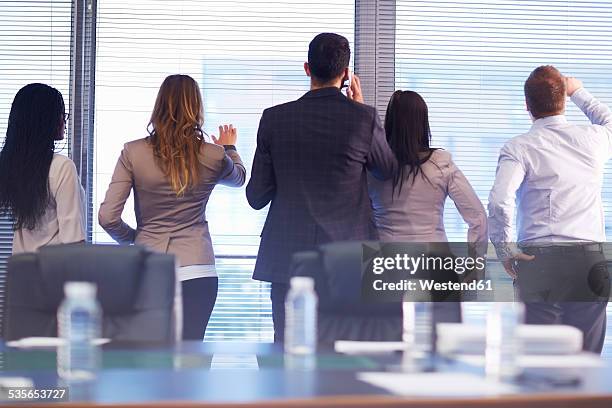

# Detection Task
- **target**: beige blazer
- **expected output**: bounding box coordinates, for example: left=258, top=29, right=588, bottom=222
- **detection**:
left=13, top=154, right=86, bottom=254
left=368, top=149, right=487, bottom=245
left=98, top=138, right=246, bottom=266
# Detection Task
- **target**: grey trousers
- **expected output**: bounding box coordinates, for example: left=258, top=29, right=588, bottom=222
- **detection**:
left=517, top=246, right=609, bottom=354
left=524, top=301, right=607, bottom=353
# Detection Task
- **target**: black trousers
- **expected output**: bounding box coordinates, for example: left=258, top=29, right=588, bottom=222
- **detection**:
left=182, top=277, right=218, bottom=341
left=271, top=282, right=289, bottom=343
left=517, top=246, right=610, bottom=354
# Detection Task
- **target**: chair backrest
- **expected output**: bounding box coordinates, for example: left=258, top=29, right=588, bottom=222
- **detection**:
left=3, top=243, right=176, bottom=344
left=290, top=241, right=403, bottom=344
left=290, top=241, right=463, bottom=346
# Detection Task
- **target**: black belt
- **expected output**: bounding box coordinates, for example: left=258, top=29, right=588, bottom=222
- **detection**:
left=521, top=243, right=604, bottom=255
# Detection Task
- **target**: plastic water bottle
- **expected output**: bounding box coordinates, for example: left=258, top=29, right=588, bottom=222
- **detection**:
left=402, top=301, right=433, bottom=358
left=57, top=282, right=102, bottom=381
left=284, top=277, right=318, bottom=355
left=485, top=302, right=525, bottom=381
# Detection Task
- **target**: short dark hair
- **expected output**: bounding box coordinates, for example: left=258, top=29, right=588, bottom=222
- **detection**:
left=524, top=65, right=566, bottom=119
left=308, top=33, right=350, bottom=84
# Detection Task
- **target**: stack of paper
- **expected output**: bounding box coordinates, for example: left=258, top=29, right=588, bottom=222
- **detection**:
left=436, top=324, right=583, bottom=355
left=334, top=341, right=405, bottom=355
left=6, top=337, right=110, bottom=348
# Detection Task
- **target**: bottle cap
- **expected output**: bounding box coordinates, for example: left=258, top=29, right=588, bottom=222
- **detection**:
left=64, top=281, right=97, bottom=298
left=290, top=276, right=314, bottom=290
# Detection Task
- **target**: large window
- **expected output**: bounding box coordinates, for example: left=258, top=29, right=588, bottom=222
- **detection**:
left=0, top=0, right=73, bottom=331
left=395, top=0, right=612, bottom=355
left=93, top=0, right=354, bottom=340
left=395, top=0, right=612, bottom=241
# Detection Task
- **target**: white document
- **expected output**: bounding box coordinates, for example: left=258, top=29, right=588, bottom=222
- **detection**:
left=454, top=353, right=604, bottom=369
left=357, top=372, right=517, bottom=396
left=335, top=341, right=405, bottom=355
left=6, top=337, right=110, bottom=348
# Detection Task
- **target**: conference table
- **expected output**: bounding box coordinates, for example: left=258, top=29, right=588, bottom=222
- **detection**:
left=1, top=341, right=612, bottom=407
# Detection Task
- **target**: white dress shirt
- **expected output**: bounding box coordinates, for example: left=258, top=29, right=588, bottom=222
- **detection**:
left=488, top=88, right=612, bottom=260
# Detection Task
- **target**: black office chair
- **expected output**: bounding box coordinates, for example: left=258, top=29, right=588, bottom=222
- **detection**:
left=3, top=243, right=176, bottom=344
left=290, top=241, right=462, bottom=346
left=290, top=241, right=403, bottom=345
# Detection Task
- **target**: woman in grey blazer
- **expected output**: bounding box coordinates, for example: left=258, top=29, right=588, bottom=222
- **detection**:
left=369, top=91, right=487, bottom=323
left=369, top=90, right=487, bottom=246
left=99, top=75, right=246, bottom=340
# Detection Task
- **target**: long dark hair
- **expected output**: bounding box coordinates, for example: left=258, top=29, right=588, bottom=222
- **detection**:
left=385, top=90, right=435, bottom=196
left=0, top=83, right=65, bottom=230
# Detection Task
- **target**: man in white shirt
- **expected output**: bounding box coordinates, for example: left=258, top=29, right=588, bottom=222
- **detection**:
left=488, top=65, right=611, bottom=353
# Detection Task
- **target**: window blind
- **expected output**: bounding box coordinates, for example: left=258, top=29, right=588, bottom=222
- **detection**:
left=93, top=0, right=354, bottom=341
left=395, top=0, right=612, bottom=356
left=0, top=0, right=73, bottom=334
left=395, top=0, right=612, bottom=241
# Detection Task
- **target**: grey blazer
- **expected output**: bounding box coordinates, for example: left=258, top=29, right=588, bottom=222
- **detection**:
left=368, top=149, right=487, bottom=245
left=98, top=138, right=246, bottom=266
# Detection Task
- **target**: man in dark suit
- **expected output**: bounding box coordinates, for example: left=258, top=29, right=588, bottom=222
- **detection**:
left=246, top=33, right=397, bottom=342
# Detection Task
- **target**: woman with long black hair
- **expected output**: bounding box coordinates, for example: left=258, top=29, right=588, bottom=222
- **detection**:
left=369, top=90, right=487, bottom=245
left=369, top=90, right=488, bottom=323
left=0, top=83, right=86, bottom=253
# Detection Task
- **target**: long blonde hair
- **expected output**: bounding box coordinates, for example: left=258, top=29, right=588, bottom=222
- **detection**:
left=148, top=74, right=204, bottom=196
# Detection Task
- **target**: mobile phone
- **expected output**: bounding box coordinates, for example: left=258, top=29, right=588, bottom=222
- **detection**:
left=342, top=68, right=352, bottom=96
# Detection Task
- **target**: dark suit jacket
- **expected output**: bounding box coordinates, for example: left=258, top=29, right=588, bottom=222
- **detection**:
left=246, top=87, right=397, bottom=283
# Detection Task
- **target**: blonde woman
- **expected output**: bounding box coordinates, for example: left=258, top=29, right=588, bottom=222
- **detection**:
left=99, top=74, right=246, bottom=340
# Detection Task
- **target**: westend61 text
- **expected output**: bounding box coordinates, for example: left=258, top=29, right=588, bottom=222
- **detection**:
left=372, top=279, right=493, bottom=292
